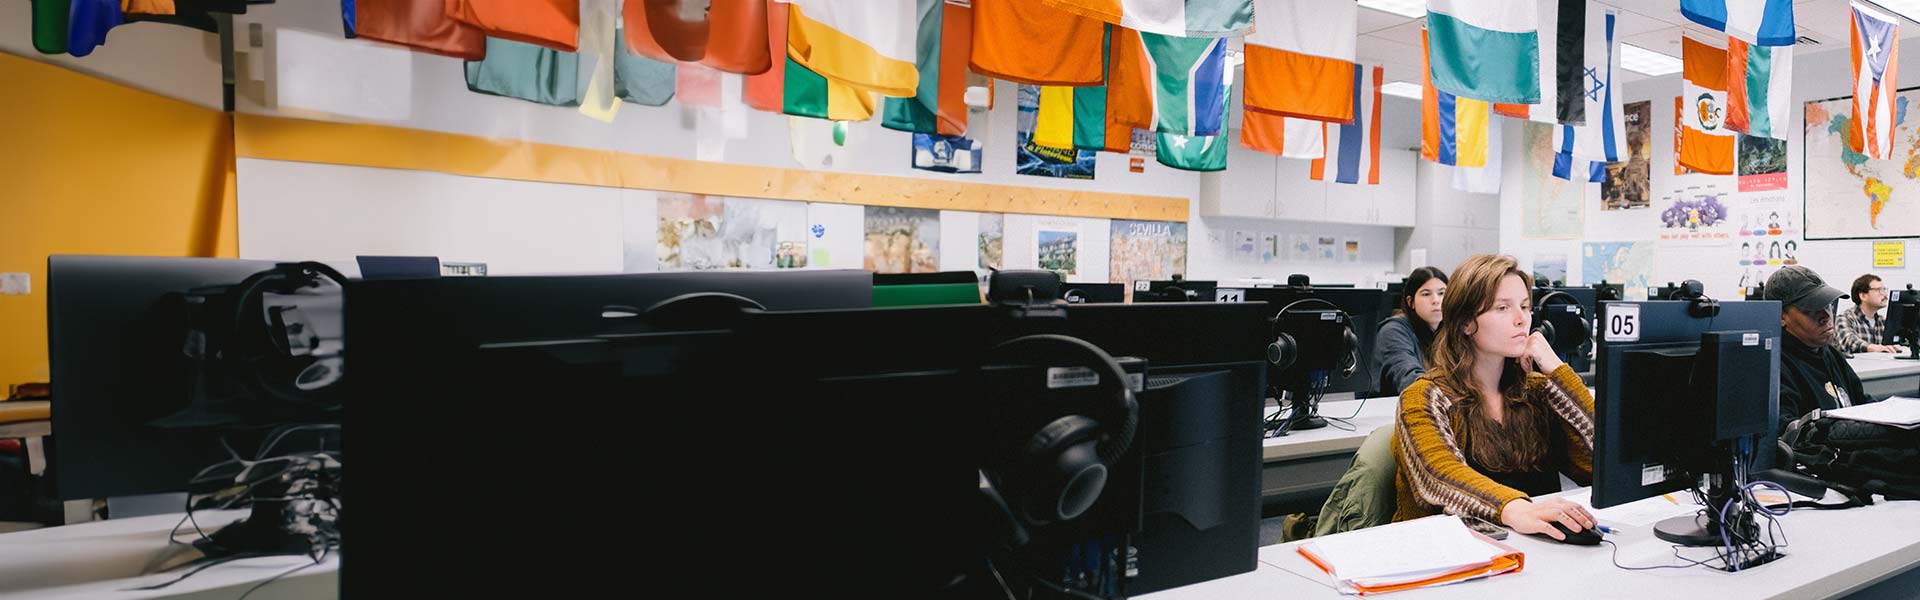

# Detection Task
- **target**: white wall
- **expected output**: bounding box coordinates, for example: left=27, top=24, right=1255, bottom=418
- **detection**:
left=0, top=0, right=224, bottom=108
left=1499, top=42, right=1920, bottom=301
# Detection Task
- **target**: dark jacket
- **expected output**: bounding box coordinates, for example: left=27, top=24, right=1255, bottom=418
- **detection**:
left=1376, top=314, right=1433, bottom=396
left=1779, top=333, right=1871, bottom=434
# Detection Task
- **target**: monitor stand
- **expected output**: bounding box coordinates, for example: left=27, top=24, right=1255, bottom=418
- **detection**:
left=1652, top=484, right=1785, bottom=572
left=1288, top=394, right=1328, bottom=431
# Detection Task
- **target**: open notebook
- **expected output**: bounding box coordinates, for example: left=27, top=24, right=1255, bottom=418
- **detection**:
left=1298, top=515, right=1523, bottom=595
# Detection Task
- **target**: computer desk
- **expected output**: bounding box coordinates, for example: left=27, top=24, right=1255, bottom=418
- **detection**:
left=1850, top=356, right=1920, bottom=401
left=0, top=511, right=337, bottom=599
left=1260, top=396, right=1397, bottom=508
left=1146, top=488, right=1920, bottom=599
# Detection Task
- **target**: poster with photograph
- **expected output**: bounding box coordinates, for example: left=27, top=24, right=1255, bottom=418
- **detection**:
left=1737, top=135, right=1787, bottom=192
left=1037, top=228, right=1080, bottom=275
left=656, top=193, right=810, bottom=271
left=1109, top=220, right=1188, bottom=291
left=1015, top=85, right=1097, bottom=179
left=978, top=213, right=1005, bottom=270
left=913, top=133, right=983, bottom=174
left=864, top=206, right=942, bottom=274
left=1603, top=101, right=1652, bottom=210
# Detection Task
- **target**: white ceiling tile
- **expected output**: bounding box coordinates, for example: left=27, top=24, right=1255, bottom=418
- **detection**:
left=1357, top=6, right=1416, bottom=34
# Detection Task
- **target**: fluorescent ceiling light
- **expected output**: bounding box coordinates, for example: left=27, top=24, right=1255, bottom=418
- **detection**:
left=1620, top=43, right=1683, bottom=76
left=1380, top=81, right=1423, bottom=100
left=1357, top=0, right=1425, bottom=19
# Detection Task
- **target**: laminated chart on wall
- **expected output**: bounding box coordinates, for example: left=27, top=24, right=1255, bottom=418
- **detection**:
left=1803, top=92, right=1920, bottom=239
left=1520, top=121, right=1585, bottom=240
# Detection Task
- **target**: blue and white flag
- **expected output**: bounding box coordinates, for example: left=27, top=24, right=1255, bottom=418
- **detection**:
left=1682, top=0, right=1797, bottom=46
left=1553, top=7, right=1624, bottom=162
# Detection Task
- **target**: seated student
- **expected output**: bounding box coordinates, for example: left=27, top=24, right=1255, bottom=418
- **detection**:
left=1393, top=255, right=1597, bottom=540
left=1768, top=266, right=1872, bottom=432
left=1377, top=267, right=1448, bottom=396
left=1834, top=274, right=1899, bottom=355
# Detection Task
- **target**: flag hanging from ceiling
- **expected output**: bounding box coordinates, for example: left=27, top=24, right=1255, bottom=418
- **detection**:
left=621, top=0, right=771, bottom=74
left=1035, top=0, right=1253, bottom=38
left=1141, top=31, right=1228, bottom=136
left=1243, top=0, right=1356, bottom=123
left=1550, top=0, right=1585, bottom=124
left=615, top=37, right=677, bottom=107
left=1105, top=26, right=1155, bottom=148
left=883, top=0, right=975, bottom=136
left=744, top=0, right=790, bottom=112
left=1679, top=36, right=1735, bottom=174
left=1681, top=0, right=1796, bottom=46
left=787, top=0, right=922, bottom=99
left=1851, top=1, right=1901, bottom=160
left=446, top=0, right=581, bottom=53
left=1034, top=85, right=1110, bottom=150
left=354, top=0, right=486, bottom=60
left=1450, top=118, right=1504, bottom=193
left=1421, top=30, right=1490, bottom=167
left=1552, top=123, right=1605, bottom=182
left=1556, top=7, right=1624, bottom=162
left=1310, top=64, right=1383, bottom=184
left=465, top=37, right=582, bottom=106
left=1726, top=36, right=1792, bottom=139
left=970, top=0, right=1107, bottom=86
left=1426, top=0, right=1540, bottom=104
left=1494, top=102, right=1531, bottom=119
left=1157, top=53, right=1233, bottom=171
left=1240, top=110, right=1325, bottom=159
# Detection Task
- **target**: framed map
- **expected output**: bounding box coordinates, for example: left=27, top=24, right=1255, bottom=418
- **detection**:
left=1803, top=91, right=1920, bottom=239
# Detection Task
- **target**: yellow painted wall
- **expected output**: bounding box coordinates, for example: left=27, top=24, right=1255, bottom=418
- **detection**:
left=0, top=51, right=237, bottom=388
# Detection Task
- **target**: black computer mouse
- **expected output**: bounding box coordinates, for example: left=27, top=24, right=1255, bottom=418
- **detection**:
left=1531, top=522, right=1603, bottom=546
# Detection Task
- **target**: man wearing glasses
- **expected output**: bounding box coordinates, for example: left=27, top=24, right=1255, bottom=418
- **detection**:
left=1836, top=274, right=1899, bottom=355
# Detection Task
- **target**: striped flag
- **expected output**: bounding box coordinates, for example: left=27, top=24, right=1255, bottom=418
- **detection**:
left=787, top=0, right=922, bottom=99
left=1035, top=0, right=1253, bottom=38
left=1726, top=36, right=1792, bottom=139
left=1551, top=125, right=1605, bottom=182
left=1310, top=64, right=1384, bottom=184
left=621, top=0, right=772, bottom=74
left=1450, top=118, right=1504, bottom=193
left=1034, top=86, right=1109, bottom=150
left=742, top=1, right=878, bottom=122
left=883, top=0, right=975, bottom=136
left=1851, top=1, right=1900, bottom=160
left=1157, top=53, right=1234, bottom=171
left=1240, top=110, right=1325, bottom=159
left=1556, top=7, right=1625, bottom=162
left=1426, top=0, right=1541, bottom=104
left=1682, top=0, right=1796, bottom=46
left=1679, top=36, right=1735, bottom=174
left=1421, top=30, right=1491, bottom=167
left=1549, top=0, right=1584, bottom=124
left=1244, top=0, right=1357, bottom=123
left=1141, top=32, right=1229, bottom=136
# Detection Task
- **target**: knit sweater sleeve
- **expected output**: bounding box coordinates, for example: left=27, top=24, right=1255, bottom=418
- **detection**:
left=1394, top=379, right=1531, bottom=523
left=1531, top=364, right=1596, bottom=485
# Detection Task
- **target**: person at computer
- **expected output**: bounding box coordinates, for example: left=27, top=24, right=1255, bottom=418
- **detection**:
left=1394, top=255, right=1598, bottom=540
left=1377, top=267, right=1448, bottom=396
left=1835, top=274, right=1898, bottom=355
left=1768, top=266, right=1872, bottom=432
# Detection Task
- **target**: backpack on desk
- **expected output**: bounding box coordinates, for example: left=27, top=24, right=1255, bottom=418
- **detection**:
left=1779, top=410, right=1920, bottom=504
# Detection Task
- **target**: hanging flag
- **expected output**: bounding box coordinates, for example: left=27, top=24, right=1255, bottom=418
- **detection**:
left=66, top=0, right=122, bottom=57
left=1451, top=118, right=1504, bottom=193
left=1240, top=111, right=1324, bottom=159
left=1104, top=26, right=1155, bottom=148
left=1551, top=123, right=1604, bottom=182
left=883, top=0, right=975, bottom=136
left=615, top=36, right=677, bottom=107
left=1726, top=36, right=1792, bottom=139
left=579, top=0, right=621, bottom=123
left=1157, top=54, right=1233, bottom=171
left=1309, top=65, right=1383, bottom=184
left=1851, top=1, right=1901, bottom=160
left=465, top=37, right=582, bottom=107
left=1034, top=0, right=1253, bottom=38
left=787, top=0, right=921, bottom=99
left=1142, top=32, right=1227, bottom=136
left=446, top=0, right=581, bottom=53
left=1551, top=0, right=1585, bottom=124
left=33, top=0, right=69, bottom=55
left=1421, top=30, right=1490, bottom=167
left=1558, top=7, right=1624, bottom=162
left=1681, top=0, right=1796, bottom=46
left=1033, top=86, right=1109, bottom=150
left=1426, top=0, right=1540, bottom=104
left=970, top=0, right=1107, bottom=86
left=621, top=0, right=771, bottom=74
left=784, top=58, right=878, bottom=120
left=1494, top=102, right=1531, bottom=119
left=743, top=0, right=790, bottom=112
left=1243, top=0, right=1356, bottom=123
left=352, top=0, right=486, bottom=60
left=1679, top=36, right=1736, bottom=174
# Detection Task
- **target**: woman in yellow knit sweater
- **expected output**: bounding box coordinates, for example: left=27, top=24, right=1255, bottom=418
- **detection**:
left=1393, top=254, right=1599, bottom=541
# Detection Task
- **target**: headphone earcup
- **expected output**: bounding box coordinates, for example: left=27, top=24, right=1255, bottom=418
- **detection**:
left=1020, top=415, right=1107, bottom=523
left=1535, top=319, right=1558, bottom=345
left=1340, top=328, right=1361, bottom=371
left=1267, top=334, right=1297, bottom=370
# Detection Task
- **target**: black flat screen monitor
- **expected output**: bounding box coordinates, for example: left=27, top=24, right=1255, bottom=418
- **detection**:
left=1240, top=287, right=1388, bottom=397
left=1062, top=283, right=1126, bottom=304
left=1136, top=279, right=1217, bottom=303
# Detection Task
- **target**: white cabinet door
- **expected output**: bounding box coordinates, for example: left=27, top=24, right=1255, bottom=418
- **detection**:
left=1273, top=157, right=1326, bottom=221
left=1375, top=150, right=1417, bottom=226
left=1199, top=144, right=1277, bottom=218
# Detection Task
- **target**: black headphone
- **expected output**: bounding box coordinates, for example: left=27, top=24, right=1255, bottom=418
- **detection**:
left=223, top=262, right=351, bottom=414
left=979, top=334, right=1138, bottom=531
left=1265, top=298, right=1359, bottom=376
left=1530, top=290, right=1591, bottom=352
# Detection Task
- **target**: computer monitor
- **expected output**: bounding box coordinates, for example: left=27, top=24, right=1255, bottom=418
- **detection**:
left=1061, top=282, right=1126, bottom=304
left=1651, top=282, right=1686, bottom=300
left=1135, top=277, right=1216, bottom=303
left=46, top=255, right=332, bottom=501
left=1593, top=281, right=1625, bottom=302
left=1533, top=286, right=1597, bottom=372
left=1593, top=300, right=1782, bottom=558
left=355, top=255, right=440, bottom=279
left=1887, top=285, right=1919, bottom=360
left=1238, top=287, right=1387, bottom=433
left=873, top=271, right=983, bottom=306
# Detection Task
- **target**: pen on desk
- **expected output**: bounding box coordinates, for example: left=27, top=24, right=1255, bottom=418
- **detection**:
left=1596, top=525, right=1619, bottom=535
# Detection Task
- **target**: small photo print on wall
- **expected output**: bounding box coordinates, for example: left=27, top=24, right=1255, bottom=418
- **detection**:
left=1037, top=229, right=1080, bottom=275
left=1736, top=135, right=1787, bottom=192
left=1602, top=100, right=1652, bottom=211
left=978, top=213, right=1005, bottom=270
left=865, top=206, right=942, bottom=274
left=657, top=193, right=811, bottom=271
left=912, top=133, right=983, bottom=174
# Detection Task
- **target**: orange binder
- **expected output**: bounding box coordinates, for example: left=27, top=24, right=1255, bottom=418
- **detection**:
left=1298, top=531, right=1524, bottom=595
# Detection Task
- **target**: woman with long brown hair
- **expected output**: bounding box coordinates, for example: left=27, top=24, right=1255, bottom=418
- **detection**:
left=1392, top=255, right=1598, bottom=540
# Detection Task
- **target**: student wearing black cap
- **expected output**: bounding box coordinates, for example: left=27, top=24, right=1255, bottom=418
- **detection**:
left=1766, top=266, right=1873, bottom=433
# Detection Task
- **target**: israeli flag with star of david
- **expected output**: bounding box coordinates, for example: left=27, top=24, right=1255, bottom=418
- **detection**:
left=1553, top=6, right=1626, bottom=162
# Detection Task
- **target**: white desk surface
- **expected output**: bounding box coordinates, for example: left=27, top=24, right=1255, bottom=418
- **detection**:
left=0, top=511, right=338, bottom=599
left=1848, top=356, right=1920, bottom=381
left=1260, top=397, right=1398, bottom=462
left=1143, top=489, right=1920, bottom=600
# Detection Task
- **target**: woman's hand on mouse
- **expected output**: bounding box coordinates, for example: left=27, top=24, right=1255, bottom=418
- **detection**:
left=1499, top=498, right=1595, bottom=540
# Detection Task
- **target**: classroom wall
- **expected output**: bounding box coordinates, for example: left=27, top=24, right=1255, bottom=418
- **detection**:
left=0, top=0, right=223, bottom=108
left=0, top=51, right=238, bottom=387
left=1498, top=42, right=1920, bottom=302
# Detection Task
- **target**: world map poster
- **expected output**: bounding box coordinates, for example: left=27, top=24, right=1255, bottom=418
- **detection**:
left=1803, top=95, right=1920, bottom=239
